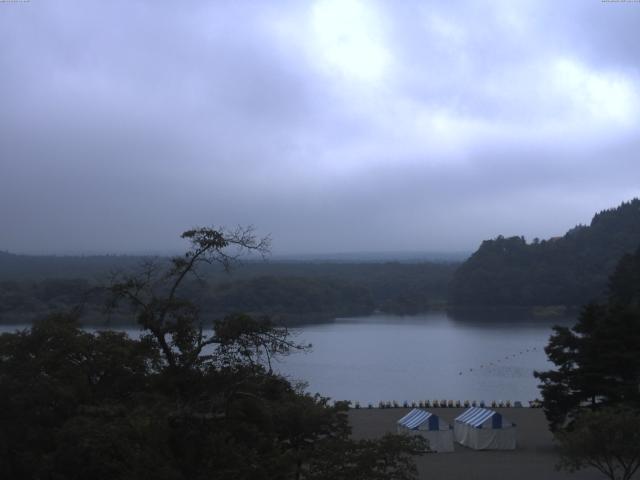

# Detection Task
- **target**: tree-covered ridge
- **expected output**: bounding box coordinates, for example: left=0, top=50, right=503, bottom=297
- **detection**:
left=0, top=261, right=456, bottom=325
left=450, top=198, right=640, bottom=307
left=0, top=251, right=145, bottom=281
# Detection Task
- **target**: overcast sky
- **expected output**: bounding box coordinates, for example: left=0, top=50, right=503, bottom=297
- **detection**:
left=1, top=0, right=639, bottom=255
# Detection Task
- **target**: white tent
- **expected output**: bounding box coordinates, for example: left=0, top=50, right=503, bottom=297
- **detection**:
left=454, top=407, right=516, bottom=450
left=397, top=409, right=454, bottom=452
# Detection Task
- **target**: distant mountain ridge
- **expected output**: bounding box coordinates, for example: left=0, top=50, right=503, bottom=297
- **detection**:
left=450, top=199, right=640, bottom=307
left=0, top=251, right=147, bottom=281
left=0, top=251, right=458, bottom=324
left=270, top=251, right=469, bottom=263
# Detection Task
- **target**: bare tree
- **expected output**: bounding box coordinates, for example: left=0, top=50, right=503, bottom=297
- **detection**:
left=108, top=226, right=278, bottom=370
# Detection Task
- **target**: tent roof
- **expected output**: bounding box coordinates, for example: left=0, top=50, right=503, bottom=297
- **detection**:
left=397, top=409, right=436, bottom=429
left=455, top=407, right=503, bottom=428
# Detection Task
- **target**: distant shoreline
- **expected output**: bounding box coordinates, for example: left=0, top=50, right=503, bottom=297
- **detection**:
left=0, top=305, right=579, bottom=328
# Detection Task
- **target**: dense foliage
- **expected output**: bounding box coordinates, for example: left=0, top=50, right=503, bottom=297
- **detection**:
left=555, top=407, right=640, bottom=480
left=0, top=259, right=457, bottom=325
left=0, top=227, right=426, bottom=479
left=0, top=314, right=424, bottom=479
left=534, top=245, right=640, bottom=431
left=451, top=199, right=640, bottom=306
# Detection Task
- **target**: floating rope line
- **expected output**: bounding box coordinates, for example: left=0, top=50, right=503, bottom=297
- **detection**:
left=457, top=345, right=541, bottom=376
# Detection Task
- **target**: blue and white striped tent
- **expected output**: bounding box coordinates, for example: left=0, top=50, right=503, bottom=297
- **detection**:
left=397, top=409, right=454, bottom=452
left=454, top=407, right=516, bottom=450
left=398, top=409, right=441, bottom=430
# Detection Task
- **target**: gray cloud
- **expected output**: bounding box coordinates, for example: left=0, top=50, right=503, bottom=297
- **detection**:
left=1, top=0, right=639, bottom=255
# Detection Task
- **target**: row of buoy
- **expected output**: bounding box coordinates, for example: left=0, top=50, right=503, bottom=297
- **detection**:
left=458, top=347, right=539, bottom=376
left=350, top=399, right=543, bottom=409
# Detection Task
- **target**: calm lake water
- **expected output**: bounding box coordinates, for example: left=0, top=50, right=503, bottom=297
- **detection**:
left=275, top=311, right=574, bottom=405
left=0, top=310, right=574, bottom=405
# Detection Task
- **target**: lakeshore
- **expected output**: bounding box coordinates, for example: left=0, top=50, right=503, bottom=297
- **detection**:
left=349, top=407, right=607, bottom=480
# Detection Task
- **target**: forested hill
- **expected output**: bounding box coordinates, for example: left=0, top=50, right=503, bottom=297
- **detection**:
left=0, top=252, right=458, bottom=324
left=450, top=199, right=640, bottom=307
left=0, top=251, right=145, bottom=281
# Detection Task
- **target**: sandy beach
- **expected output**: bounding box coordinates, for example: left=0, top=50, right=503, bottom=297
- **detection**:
left=349, top=407, right=609, bottom=480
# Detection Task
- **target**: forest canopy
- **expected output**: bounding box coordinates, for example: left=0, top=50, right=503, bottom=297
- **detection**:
left=450, top=199, right=640, bottom=307
left=0, top=227, right=426, bottom=479
left=0, top=257, right=457, bottom=325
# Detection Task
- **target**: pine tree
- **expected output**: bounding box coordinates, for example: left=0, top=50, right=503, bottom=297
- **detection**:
left=535, top=246, right=640, bottom=430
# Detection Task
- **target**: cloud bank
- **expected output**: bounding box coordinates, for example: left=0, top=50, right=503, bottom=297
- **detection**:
left=1, top=0, right=639, bottom=254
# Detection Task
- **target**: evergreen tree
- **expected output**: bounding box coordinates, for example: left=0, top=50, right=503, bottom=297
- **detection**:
left=535, top=245, right=640, bottom=430
left=451, top=198, right=640, bottom=307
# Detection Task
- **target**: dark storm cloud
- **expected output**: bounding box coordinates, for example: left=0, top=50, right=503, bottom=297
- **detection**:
left=1, top=0, right=639, bottom=255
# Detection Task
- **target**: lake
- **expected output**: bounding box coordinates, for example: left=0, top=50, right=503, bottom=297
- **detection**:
left=0, top=310, right=574, bottom=405
left=274, top=311, right=573, bottom=405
